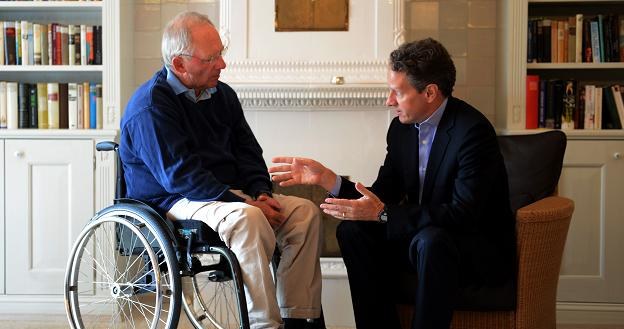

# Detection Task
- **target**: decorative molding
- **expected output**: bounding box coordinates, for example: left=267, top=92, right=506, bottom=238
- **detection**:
left=221, top=60, right=388, bottom=85
left=320, top=257, right=348, bottom=279
left=231, top=84, right=389, bottom=110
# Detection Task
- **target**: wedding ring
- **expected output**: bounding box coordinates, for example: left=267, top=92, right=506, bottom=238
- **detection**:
left=342, top=212, right=346, bottom=218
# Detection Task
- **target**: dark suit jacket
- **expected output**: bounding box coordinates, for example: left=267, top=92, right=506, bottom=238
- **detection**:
left=339, top=97, right=516, bottom=276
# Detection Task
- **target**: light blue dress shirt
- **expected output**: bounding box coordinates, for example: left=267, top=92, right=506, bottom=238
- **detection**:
left=330, top=98, right=448, bottom=203
left=166, top=67, right=217, bottom=102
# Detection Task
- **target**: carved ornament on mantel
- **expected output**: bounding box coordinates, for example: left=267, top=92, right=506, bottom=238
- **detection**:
left=231, top=84, right=389, bottom=110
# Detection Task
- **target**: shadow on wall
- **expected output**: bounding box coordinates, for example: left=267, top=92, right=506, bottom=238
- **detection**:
left=273, top=182, right=342, bottom=257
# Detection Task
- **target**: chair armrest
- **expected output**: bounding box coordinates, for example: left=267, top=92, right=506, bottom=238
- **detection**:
left=516, top=196, right=574, bottom=224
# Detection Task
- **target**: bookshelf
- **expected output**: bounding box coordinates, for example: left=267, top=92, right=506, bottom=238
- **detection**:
left=0, top=0, right=133, bottom=313
left=497, top=0, right=624, bottom=324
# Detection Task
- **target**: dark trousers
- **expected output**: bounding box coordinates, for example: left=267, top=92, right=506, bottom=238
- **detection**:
left=337, top=221, right=460, bottom=329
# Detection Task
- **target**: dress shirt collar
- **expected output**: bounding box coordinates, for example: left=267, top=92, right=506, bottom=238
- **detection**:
left=415, top=97, right=448, bottom=129
left=166, top=67, right=217, bottom=103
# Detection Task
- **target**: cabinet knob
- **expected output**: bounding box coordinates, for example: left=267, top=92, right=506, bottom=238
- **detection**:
left=614, top=152, right=622, bottom=160
left=14, top=151, right=25, bottom=158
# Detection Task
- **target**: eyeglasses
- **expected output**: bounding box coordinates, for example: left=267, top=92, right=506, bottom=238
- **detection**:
left=179, top=46, right=228, bottom=65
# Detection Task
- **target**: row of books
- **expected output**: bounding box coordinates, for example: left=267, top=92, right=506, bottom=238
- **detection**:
left=526, top=75, right=624, bottom=130
left=0, top=21, right=102, bottom=66
left=0, top=81, right=103, bottom=129
left=527, top=14, right=624, bottom=63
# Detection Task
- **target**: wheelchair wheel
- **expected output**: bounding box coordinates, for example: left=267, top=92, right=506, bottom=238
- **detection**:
left=64, top=204, right=181, bottom=329
left=182, top=246, right=249, bottom=329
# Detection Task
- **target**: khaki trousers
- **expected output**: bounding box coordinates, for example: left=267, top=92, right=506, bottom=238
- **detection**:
left=167, top=191, right=322, bottom=329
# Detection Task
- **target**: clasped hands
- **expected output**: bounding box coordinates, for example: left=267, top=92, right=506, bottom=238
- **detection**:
left=245, top=193, right=285, bottom=229
left=269, top=157, right=384, bottom=221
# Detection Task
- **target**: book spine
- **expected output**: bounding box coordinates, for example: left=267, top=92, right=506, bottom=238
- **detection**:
left=83, top=81, right=90, bottom=128
left=0, top=21, right=4, bottom=65
left=584, top=85, right=595, bottom=129
left=40, top=24, right=48, bottom=66
left=58, top=82, right=68, bottom=128
left=575, top=14, right=583, bottom=63
left=89, top=83, right=96, bottom=128
left=20, top=21, right=29, bottom=66
left=526, top=75, right=539, bottom=129
left=73, top=26, right=81, bottom=65
left=538, top=79, right=547, bottom=127
left=590, top=20, right=601, bottom=63
left=620, top=15, right=624, bottom=62
left=86, top=25, right=93, bottom=65
left=61, top=25, right=69, bottom=66
left=29, top=83, right=37, bottom=128
left=0, top=81, right=6, bottom=128
left=33, top=23, right=41, bottom=65
left=15, top=20, right=21, bottom=65
left=68, top=25, right=75, bottom=66
left=96, top=84, right=102, bottom=128
left=80, top=24, right=87, bottom=65
left=567, top=17, right=575, bottom=63
left=76, top=83, right=83, bottom=129
left=37, top=82, right=48, bottom=129
left=6, top=82, right=18, bottom=129
left=562, top=80, right=576, bottom=129
left=18, top=83, right=29, bottom=128
left=47, top=82, right=59, bottom=129
left=68, top=82, right=78, bottom=129
left=95, top=25, right=102, bottom=65
left=4, top=22, right=16, bottom=65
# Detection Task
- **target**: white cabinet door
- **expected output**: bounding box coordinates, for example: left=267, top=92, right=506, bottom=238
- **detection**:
left=0, top=140, right=4, bottom=295
left=5, top=139, right=94, bottom=295
left=557, top=140, right=624, bottom=303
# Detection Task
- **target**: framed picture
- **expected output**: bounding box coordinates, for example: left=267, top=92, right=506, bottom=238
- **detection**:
left=275, top=0, right=349, bottom=32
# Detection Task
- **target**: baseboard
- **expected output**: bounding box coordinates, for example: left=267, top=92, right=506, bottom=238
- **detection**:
left=557, top=302, right=624, bottom=325
left=0, top=295, right=66, bottom=314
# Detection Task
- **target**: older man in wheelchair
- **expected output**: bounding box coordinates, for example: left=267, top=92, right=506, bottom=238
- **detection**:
left=64, top=11, right=324, bottom=329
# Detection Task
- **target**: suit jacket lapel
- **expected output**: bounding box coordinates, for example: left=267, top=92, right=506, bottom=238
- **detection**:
left=422, top=98, right=456, bottom=202
left=404, top=124, right=420, bottom=201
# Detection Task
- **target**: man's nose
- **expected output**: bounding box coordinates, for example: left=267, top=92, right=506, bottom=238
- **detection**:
left=386, top=95, right=397, bottom=107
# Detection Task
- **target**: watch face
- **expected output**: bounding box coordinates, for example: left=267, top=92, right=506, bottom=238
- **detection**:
left=379, top=211, right=388, bottom=223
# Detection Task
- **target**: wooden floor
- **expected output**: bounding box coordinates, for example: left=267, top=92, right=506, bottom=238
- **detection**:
left=0, top=314, right=623, bottom=329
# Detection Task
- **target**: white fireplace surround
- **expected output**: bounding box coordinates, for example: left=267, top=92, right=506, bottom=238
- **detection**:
left=218, top=0, right=405, bottom=106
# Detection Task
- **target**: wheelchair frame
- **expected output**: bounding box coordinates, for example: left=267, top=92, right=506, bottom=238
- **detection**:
left=64, top=141, right=250, bottom=329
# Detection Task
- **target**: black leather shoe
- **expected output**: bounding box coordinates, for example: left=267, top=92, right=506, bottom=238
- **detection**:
left=283, top=317, right=326, bottom=329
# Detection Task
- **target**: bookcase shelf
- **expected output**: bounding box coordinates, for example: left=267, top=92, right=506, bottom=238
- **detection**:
left=0, top=2, right=102, bottom=11
left=527, top=63, right=624, bottom=69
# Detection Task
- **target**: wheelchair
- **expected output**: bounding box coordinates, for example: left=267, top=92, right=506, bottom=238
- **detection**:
left=64, top=141, right=249, bottom=329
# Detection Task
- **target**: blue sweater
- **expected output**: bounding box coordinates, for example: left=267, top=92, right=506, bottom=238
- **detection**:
left=119, top=67, right=271, bottom=214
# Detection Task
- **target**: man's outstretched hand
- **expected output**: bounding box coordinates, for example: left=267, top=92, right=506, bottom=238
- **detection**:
left=269, top=157, right=337, bottom=191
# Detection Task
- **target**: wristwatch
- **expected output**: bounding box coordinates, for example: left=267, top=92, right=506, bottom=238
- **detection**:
left=377, top=205, right=388, bottom=223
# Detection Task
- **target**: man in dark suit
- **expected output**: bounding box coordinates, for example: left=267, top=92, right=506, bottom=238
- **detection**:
left=269, top=38, right=515, bottom=329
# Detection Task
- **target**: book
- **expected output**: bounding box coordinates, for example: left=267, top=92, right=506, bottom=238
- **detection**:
left=86, top=25, right=93, bottom=65
left=20, top=21, right=29, bottom=65
left=59, top=83, right=68, bottom=128
left=576, top=86, right=585, bottom=129
left=40, top=23, right=48, bottom=66
left=76, top=83, right=83, bottom=128
left=6, top=82, right=18, bottom=129
left=33, top=23, right=42, bottom=65
left=29, top=83, right=37, bottom=128
left=526, top=75, right=539, bottom=129
left=73, top=25, right=81, bottom=65
left=551, top=19, right=559, bottom=62
left=595, top=87, right=603, bottom=129
left=80, top=24, right=87, bottom=65
left=89, top=83, right=96, bottom=128
left=602, top=87, right=621, bottom=129
left=4, top=22, right=16, bottom=65
left=562, top=80, right=576, bottom=129
left=68, top=25, right=75, bottom=66
left=15, top=20, right=21, bottom=65
left=94, top=25, right=102, bottom=65
left=557, top=20, right=565, bottom=63
left=47, top=82, right=59, bottom=129
left=538, top=79, right=547, bottom=127
left=575, top=14, right=583, bottom=63
left=68, top=82, right=78, bottom=129
left=567, top=16, right=575, bottom=63
left=611, top=85, right=624, bottom=128
left=18, top=83, right=29, bottom=129
left=620, top=15, right=624, bottom=62
left=82, top=81, right=90, bottom=127
left=583, top=18, right=592, bottom=62
left=552, top=80, right=564, bottom=129
left=584, top=84, right=596, bottom=129
left=61, top=25, right=69, bottom=66
left=590, top=20, right=601, bottom=63
left=37, top=83, right=48, bottom=129
left=0, top=81, right=6, bottom=128
left=96, top=84, right=102, bottom=128
left=0, top=21, right=4, bottom=65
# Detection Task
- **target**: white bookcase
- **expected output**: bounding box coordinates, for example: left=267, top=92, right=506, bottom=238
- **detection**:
left=497, top=0, right=624, bottom=325
left=0, top=0, right=133, bottom=313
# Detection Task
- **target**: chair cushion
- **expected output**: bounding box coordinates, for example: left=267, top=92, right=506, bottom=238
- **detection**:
left=497, top=131, right=567, bottom=213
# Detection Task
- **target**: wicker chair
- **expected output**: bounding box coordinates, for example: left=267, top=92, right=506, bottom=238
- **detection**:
left=398, top=131, right=575, bottom=329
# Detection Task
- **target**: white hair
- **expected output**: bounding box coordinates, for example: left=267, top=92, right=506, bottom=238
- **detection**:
left=161, top=11, right=214, bottom=68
